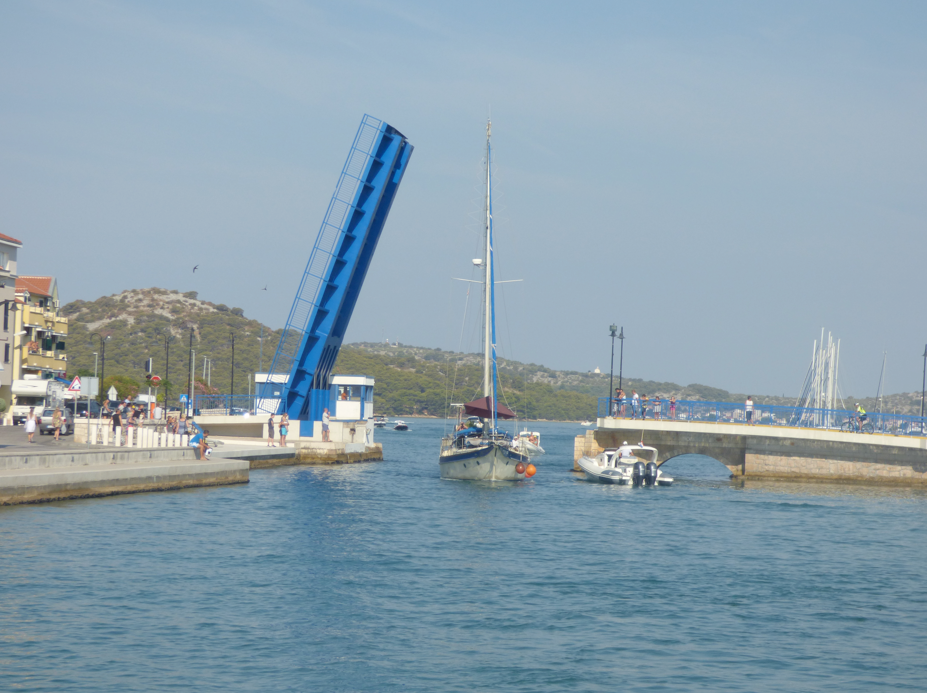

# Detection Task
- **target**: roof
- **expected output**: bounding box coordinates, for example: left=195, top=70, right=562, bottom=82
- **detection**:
left=0, top=232, right=23, bottom=247
left=16, top=276, right=54, bottom=297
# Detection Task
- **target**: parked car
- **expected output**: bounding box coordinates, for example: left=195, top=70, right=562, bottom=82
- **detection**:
left=65, top=400, right=102, bottom=419
left=38, top=408, right=74, bottom=436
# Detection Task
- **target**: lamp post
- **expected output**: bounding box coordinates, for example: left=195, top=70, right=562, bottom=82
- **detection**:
left=608, top=325, right=617, bottom=416
left=230, top=333, right=236, bottom=414
left=618, top=326, right=625, bottom=392
left=92, top=352, right=98, bottom=378
left=90, top=333, right=109, bottom=402
left=921, top=343, right=927, bottom=420
left=162, top=333, right=174, bottom=412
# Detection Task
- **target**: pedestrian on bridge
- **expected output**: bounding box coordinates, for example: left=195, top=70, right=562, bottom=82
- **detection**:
left=669, top=395, right=677, bottom=420
left=631, top=391, right=640, bottom=419
left=745, top=396, right=754, bottom=425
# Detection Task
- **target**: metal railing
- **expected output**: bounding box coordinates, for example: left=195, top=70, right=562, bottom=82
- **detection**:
left=193, top=394, right=282, bottom=416
left=598, top=397, right=927, bottom=437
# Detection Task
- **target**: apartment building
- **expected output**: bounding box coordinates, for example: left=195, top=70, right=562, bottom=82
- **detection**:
left=0, top=233, right=20, bottom=408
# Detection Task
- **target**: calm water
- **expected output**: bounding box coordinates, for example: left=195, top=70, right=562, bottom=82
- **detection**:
left=2, top=419, right=927, bottom=691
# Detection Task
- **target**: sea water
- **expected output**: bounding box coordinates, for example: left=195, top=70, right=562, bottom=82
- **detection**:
left=2, top=419, right=926, bottom=691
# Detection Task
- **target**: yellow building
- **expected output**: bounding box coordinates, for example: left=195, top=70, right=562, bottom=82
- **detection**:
left=14, top=276, right=68, bottom=381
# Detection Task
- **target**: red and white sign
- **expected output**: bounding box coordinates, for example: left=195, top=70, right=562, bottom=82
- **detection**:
left=150, top=375, right=162, bottom=386
left=67, top=376, right=82, bottom=392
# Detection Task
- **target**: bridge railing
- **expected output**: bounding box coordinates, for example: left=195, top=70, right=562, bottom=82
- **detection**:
left=598, top=397, right=927, bottom=437
left=193, top=394, right=282, bottom=416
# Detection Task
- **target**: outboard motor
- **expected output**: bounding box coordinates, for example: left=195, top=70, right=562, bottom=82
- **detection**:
left=645, top=462, right=658, bottom=487
left=632, top=461, right=645, bottom=487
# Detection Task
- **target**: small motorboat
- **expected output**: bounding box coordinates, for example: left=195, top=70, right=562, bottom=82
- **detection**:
left=577, top=441, right=673, bottom=486
left=581, top=420, right=593, bottom=426
left=393, top=420, right=409, bottom=431
left=513, top=430, right=545, bottom=456
left=373, top=416, right=388, bottom=428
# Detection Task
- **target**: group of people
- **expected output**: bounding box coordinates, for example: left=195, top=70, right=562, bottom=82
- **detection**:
left=101, top=398, right=148, bottom=432
left=610, top=389, right=677, bottom=420
left=266, top=412, right=291, bottom=447
left=21, top=406, right=65, bottom=443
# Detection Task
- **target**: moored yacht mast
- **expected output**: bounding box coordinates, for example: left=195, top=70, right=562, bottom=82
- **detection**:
left=482, top=119, right=498, bottom=434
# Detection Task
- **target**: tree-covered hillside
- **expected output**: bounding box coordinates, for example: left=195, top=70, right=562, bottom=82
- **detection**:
left=61, top=290, right=922, bottom=419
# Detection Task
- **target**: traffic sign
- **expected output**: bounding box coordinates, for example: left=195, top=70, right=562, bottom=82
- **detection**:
left=179, top=394, right=188, bottom=403
left=68, top=376, right=81, bottom=392
left=107, top=386, right=118, bottom=400
left=150, top=375, right=162, bottom=386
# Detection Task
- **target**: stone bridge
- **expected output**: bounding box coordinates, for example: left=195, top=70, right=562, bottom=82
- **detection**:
left=574, top=419, right=927, bottom=484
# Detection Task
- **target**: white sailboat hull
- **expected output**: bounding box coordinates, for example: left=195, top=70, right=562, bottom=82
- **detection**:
left=439, top=442, right=528, bottom=481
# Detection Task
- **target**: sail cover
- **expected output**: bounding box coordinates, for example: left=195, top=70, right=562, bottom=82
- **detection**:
left=463, top=396, right=515, bottom=420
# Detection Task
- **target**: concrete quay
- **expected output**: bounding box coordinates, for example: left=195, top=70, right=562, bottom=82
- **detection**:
left=576, top=418, right=927, bottom=485
left=0, top=455, right=249, bottom=505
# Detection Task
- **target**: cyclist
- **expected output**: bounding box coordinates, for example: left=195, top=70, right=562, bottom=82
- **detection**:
left=855, top=403, right=868, bottom=431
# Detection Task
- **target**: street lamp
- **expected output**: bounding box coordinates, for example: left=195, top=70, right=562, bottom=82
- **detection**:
left=618, top=326, right=625, bottom=392
left=921, top=343, right=927, bottom=420
left=608, top=325, right=618, bottom=417
left=230, top=332, right=236, bottom=414
left=161, top=332, right=174, bottom=412
left=90, top=333, right=110, bottom=402
left=92, top=352, right=98, bottom=378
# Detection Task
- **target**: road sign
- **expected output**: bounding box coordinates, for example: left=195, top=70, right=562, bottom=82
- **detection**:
left=179, top=394, right=188, bottom=403
left=150, top=375, right=162, bottom=386
left=81, top=377, right=100, bottom=398
left=68, top=376, right=81, bottom=392
left=107, top=386, right=118, bottom=400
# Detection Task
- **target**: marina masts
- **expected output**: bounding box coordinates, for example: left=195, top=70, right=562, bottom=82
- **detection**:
left=482, top=120, right=498, bottom=432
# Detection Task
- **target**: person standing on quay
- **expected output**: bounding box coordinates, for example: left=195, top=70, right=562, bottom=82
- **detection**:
left=322, top=408, right=331, bottom=442
left=267, top=414, right=276, bottom=447
left=279, top=413, right=289, bottom=448
left=745, top=396, right=754, bottom=425
left=24, top=407, right=37, bottom=443
left=52, top=407, right=62, bottom=441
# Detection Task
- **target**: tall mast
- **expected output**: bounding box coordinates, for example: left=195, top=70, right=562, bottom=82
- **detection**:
left=483, top=120, right=492, bottom=399
left=482, top=120, right=498, bottom=433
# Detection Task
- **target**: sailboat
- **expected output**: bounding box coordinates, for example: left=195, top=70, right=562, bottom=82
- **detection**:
left=439, top=121, right=531, bottom=481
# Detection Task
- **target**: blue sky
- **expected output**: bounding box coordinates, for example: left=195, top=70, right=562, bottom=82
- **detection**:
left=2, top=1, right=925, bottom=397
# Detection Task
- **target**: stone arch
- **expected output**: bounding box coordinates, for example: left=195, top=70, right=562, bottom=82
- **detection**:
left=593, top=428, right=746, bottom=476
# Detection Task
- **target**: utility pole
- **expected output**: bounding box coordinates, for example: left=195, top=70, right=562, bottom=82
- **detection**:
left=618, top=327, right=625, bottom=392
left=921, top=344, right=927, bottom=420
left=230, top=333, right=235, bottom=410
left=187, top=327, right=194, bottom=416
left=608, top=325, right=617, bottom=416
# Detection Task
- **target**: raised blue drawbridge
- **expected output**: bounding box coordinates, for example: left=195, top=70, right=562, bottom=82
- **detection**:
left=264, top=115, right=413, bottom=428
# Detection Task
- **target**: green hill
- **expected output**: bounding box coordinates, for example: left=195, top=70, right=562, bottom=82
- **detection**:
left=61, top=289, right=923, bottom=419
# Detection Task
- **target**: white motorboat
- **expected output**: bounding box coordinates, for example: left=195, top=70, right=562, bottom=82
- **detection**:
left=577, top=442, right=674, bottom=486
left=438, top=121, right=530, bottom=482
left=393, top=420, right=409, bottom=431
left=513, top=430, right=545, bottom=456
left=581, top=420, right=593, bottom=426
left=373, top=416, right=388, bottom=428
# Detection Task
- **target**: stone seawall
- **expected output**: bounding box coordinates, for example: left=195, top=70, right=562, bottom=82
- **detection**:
left=575, top=421, right=927, bottom=485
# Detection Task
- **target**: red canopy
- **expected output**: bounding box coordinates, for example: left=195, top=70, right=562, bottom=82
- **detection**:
left=463, top=396, right=516, bottom=420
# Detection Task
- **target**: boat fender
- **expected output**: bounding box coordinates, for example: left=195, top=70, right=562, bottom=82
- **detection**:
left=645, top=462, right=658, bottom=486
left=516, top=462, right=526, bottom=474
left=632, top=461, right=644, bottom=487
left=525, top=464, right=536, bottom=478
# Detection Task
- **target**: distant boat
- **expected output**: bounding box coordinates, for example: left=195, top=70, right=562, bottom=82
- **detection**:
left=581, top=420, right=593, bottom=426
left=393, top=420, right=409, bottom=431
left=438, top=121, right=530, bottom=482
left=373, top=416, right=388, bottom=428
left=513, top=430, right=545, bottom=457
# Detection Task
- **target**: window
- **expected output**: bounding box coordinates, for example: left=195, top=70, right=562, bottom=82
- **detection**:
left=2, top=303, right=7, bottom=331
left=0, top=251, right=7, bottom=271
left=3, top=344, right=8, bottom=363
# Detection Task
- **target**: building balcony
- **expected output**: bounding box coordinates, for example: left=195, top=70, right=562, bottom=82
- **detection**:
left=21, top=352, right=67, bottom=372
left=21, top=306, right=68, bottom=334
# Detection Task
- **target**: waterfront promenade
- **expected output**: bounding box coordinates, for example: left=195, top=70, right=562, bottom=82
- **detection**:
left=0, top=425, right=381, bottom=505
